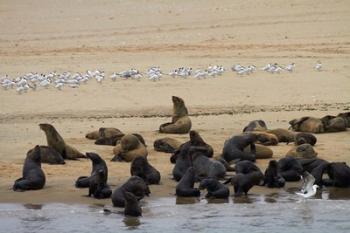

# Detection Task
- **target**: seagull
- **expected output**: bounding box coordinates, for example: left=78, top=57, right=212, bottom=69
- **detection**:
left=296, top=171, right=319, bottom=198
left=314, top=61, right=322, bottom=71
left=284, top=63, right=295, bottom=72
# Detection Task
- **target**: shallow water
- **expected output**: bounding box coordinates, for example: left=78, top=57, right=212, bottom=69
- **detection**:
left=1, top=188, right=350, bottom=233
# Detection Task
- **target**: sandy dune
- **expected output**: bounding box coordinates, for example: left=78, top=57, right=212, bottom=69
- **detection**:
left=0, top=0, right=350, bottom=203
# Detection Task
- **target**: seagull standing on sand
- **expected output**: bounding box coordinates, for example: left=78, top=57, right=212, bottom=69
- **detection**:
left=314, top=61, right=322, bottom=71
left=296, top=171, right=319, bottom=198
left=285, top=63, right=295, bottom=72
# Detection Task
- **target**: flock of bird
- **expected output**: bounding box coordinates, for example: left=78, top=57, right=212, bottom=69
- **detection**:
left=0, top=62, right=323, bottom=94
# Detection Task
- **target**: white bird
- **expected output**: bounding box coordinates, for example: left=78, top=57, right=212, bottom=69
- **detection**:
left=296, top=171, right=319, bottom=198
left=285, top=63, right=295, bottom=72
left=39, top=79, right=50, bottom=88
left=314, top=61, right=322, bottom=71
left=55, top=83, right=64, bottom=90
left=110, top=73, right=119, bottom=81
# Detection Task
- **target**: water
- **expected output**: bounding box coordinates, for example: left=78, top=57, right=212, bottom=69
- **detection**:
left=1, top=188, right=350, bottom=233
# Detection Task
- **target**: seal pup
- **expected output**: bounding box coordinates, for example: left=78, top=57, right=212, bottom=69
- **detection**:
left=88, top=168, right=112, bottom=199
left=296, top=171, right=318, bottom=198
left=159, top=96, right=192, bottom=134
left=111, top=134, right=148, bottom=162
left=130, top=157, right=161, bottom=185
left=242, top=120, right=268, bottom=132
left=199, top=178, right=229, bottom=199
left=221, top=133, right=258, bottom=163
left=295, top=133, right=317, bottom=146
left=39, top=123, right=86, bottom=160
left=153, top=137, right=183, bottom=153
left=27, top=145, right=65, bottom=165
left=263, top=160, right=285, bottom=188
left=286, top=143, right=317, bottom=159
left=176, top=167, right=200, bottom=197
left=124, top=192, right=142, bottom=217
left=111, top=176, right=150, bottom=207
left=75, top=152, right=108, bottom=188
left=289, top=117, right=324, bottom=133
left=277, top=157, right=303, bottom=181
left=13, top=145, right=46, bottom=191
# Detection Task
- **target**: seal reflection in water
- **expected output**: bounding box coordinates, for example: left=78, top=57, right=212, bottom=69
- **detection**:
left=13, top=145, right=46, bottom=191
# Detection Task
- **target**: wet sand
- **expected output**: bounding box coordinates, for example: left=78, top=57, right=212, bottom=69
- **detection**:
left=1, top=0, right=350, bottom=204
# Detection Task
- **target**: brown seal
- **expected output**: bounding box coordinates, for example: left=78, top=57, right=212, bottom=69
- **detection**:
left=153, top=137, right=183, bottom=153
left=242, top=120, right=268, bottom=132
left=111, top=134, right=148, bottom=162
left=244, top=144, right=273, bottom=159
left=266, top=128, right=296, bottom=143
left=286, top=143, right=318, bottom=159
left=159, top=96, right=192, bottom=134
left=289, top=117, right=324, bottom=133
left=321, top=115, right=347, bottom=132
left=39, top=123, right=86, bottom=160
left=250, top=131, right=279, bottom=146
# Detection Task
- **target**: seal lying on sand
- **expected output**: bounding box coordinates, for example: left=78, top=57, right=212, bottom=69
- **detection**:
left=27, top=145, right=65, bottom=165
left=39, top=123, right=86, bottom=160
left=130, top=157, right=161, bottom=185
left=176, top=167, right=200, bottom=197
left=13, top=145, right=46, bottom=191
left=85, top=127, right=123, bottom=140
left=124, top=192, right=142, bottom=217
left=159, top=96, right=192, bottom=134
left=266, top=128, right=295, bottom=144
left=221, top=133, right=258, bottom=163
left=199, top=178, right=229, bottom=199
left=277, top=157, right=303, bottom=181
left=289, top=117, right=325, bottom=133
left=286, top=143, right=318, bottom=159
left=111, top=176, right=150, bottom=207
left=323, top=162, right=350, bottom=187
left=242, top=120, right=268, bottom=132
left=154, top=137, right=183, bottom=153
left=295, top=133, right=317, bottom=146
left=111, top=134, right=148, bottom=162
left=249, top=131, right=279, bottom=146
left=75, top=152, right=108, bottom=188
left=263, top=160, right=285, bottom=188
left=337, top=112, right=350, bottom=127
left=244, top=144, right=273, bottom=159
left=321, top=115, right=347, bottom=132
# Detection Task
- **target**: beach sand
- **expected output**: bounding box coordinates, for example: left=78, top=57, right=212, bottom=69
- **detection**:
left=0, top=0, right=349, bottom=204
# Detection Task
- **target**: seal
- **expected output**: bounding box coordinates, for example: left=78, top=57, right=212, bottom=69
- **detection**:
left=321, top=115, right=347, bottom=132
left=13, top=145, right=46, bottom=191
left=85, top=127, right=123, bottom=140
left=221, top=133, right=258, bottom=163
left=39, top=123, right=86, bottom=160
left=277, top=157, right=303, bottom=181
left=199, top=178, right=229, bottom=198
left=266, top=128, right=295, bottom=143
left=234, top=160, right=263, bottom=175
left=242, top=120, right=268, bottom=132
left=289, top=117, right=324, bottom=133
left=111, top=176, right=150, bottom=207
left=124, top=191, right=142, bottom=217
left=75, top=152, right=108, bottom=188
left=192, top=152, right=226, bottom=180
left=88, top=168, right=112, bottom=199
left=295, top=132, right=317, bottom=146
left=159, top=96, right=192, bottom=134
left=298, top=158, right=329, bottom=185
left=176, top=167, right=200, bottom=197
left=226, top=169, right=264, bottom=196
left=250, top=131, right=279, bottom=146
left=323, top=162, right=350, bottom=187
left=172, top=131, right=215, bottom=181
left=263, top=160, right=285, bottom=188
left=153, top=137, right=183, bottom=153
left=337, top=112, right=350, bottom=127
left=130, top=156, right=161, bottom=185
left=286, top=143, right=317, bottom=159
left=244, top=144, right=273, bottom=159
left=27, top=145, right=65, bottom=165
left=111, top=134, right=148, bottom=162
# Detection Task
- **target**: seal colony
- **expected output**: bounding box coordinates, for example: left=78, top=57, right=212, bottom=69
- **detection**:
left=10, top=96, right=350, bottom=217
